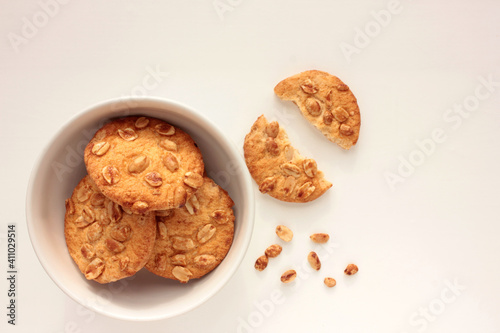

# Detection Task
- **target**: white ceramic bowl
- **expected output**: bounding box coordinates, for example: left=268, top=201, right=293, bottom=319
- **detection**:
left=26, top=97, right=255, bottom=321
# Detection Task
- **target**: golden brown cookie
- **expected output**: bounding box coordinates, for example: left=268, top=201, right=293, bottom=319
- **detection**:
left=145, top=177, right=235, bottom=283
left=274, top=70, right=361, bottom=150
left=84, top=116, right=205, bottom=213
left=64, top=175, right=156, bottom=284
left=243, top=115, right=332, bottom=203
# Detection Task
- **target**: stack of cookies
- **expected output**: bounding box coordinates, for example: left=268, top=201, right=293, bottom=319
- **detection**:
left=64, top=116, right=235, bottom=284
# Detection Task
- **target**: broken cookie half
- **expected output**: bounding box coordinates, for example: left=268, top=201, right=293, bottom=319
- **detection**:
left=243, top=115, right=332, bottom=203
left=274, top=70, right=361, bottom=150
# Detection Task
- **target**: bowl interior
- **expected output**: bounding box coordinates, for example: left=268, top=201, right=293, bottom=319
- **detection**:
left=26, top=97, right=254, bottom=321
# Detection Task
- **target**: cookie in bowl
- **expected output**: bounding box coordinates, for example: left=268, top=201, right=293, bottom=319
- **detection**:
left=26, top=97, right=255, bottom=320
left=84, top=116, right=205, bottom=214
left=146, top=177, right=235, bottom=283
left=64, top=175, right=156, bottom=284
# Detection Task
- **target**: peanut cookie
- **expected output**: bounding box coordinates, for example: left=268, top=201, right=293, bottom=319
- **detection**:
left=64, top=175, right=156, bottom=284
left=243, top=115, right=332, bottom=203
left=145, top=177, right=235, bottom=283
left=274, top=70, right=361, bottom=150
left=84, top=116, right=205, bottom=213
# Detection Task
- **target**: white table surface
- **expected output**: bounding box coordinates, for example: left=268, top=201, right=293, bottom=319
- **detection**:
left=2, top=0, right=500, bottom=332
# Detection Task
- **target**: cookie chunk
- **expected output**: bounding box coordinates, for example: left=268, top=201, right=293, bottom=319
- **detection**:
left=274, top=70, right=361, bottom=150
left=64, top=175, right=156, bottom=284
left=84, top=116, right=205, bottom=213
left=243, top=115, right=332, bottom=203
left=145, top=177, right=235, bottom=283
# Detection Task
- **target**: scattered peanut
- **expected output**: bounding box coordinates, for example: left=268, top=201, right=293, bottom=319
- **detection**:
left=276, top=225, right=293, bottom=242
left=307, top=251, right=321, bottom=271
left=324, top=277, right=336, bottom=288
left=265, top=244, right=282, bottom=258
left=344, top=263, right=359, bottom=275
left=280, top=269, right=297, bottom=283
left=310, top=233, right=330, bottom=244
left=254, top=255, right=268, bottom=271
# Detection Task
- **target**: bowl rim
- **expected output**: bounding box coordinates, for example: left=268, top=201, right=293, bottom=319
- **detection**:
left=25, top=96, right=255, bottom=321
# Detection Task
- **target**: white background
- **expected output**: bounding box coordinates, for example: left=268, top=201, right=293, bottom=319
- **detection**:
left=2, top=0, right=500, bottom=332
